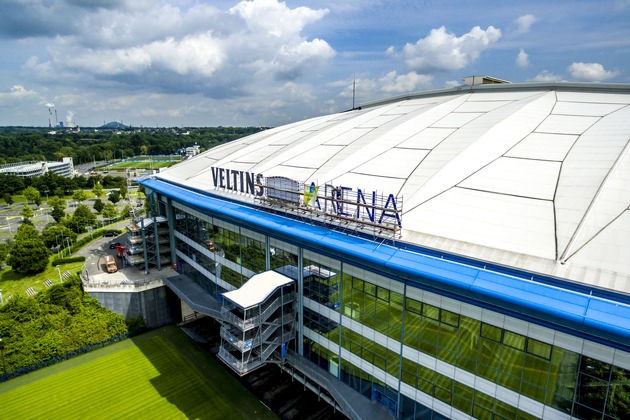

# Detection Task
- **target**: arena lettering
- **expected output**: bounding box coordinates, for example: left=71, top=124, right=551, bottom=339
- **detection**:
left=211, top=167, right=264, bottom=196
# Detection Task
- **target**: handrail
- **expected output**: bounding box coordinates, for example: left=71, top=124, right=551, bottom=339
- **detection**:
left=285, top=350, right=361, bottom=420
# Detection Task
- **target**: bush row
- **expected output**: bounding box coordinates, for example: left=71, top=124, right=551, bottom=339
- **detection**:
left=51, top=256, right=86, bottom=266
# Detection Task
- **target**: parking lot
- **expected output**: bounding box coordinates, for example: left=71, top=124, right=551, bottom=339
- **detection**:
left=78, top=224, right=176, bottom=286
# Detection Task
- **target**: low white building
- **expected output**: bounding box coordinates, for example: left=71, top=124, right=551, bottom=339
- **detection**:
left=0, top=157, right=74, bottom=178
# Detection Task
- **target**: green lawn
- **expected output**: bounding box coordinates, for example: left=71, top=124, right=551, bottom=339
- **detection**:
left=0, top=326, right=277, bottom=420
left=0, top=259, right=84, bottom=301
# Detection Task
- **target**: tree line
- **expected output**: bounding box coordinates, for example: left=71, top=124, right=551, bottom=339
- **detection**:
left=0, top=126, right=265, bottom=165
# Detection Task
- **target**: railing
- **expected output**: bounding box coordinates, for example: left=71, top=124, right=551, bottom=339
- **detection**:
left=260, top=336, right=281, bottom=361
left=221, top=293, right=295, bottom=330
left=285, top=350, right=361, bottom=420
left=217, top=347, right=264, bottom=375
left=82, top=277, right=165, bottom=290
left=221, top=308, right=258, bottom=331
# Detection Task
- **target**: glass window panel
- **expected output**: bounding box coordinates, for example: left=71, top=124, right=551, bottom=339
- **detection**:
left=517, top=409, right=540, bottom=420
left=580, top=356, right=611, bottom=381
left=406, top=297, right=422, bottom=314
left=481, top=323, right=502, bottom=342
left=576, top=373, right=607, bottom=413
left=526, top=338, right=551, bottom=360
left=452, top=382, right=473, bottom=414
left=401, top=369, right=416, bottom=387
left=377, top=286, right=389, bottom=302
left=520, top=380, right=546, bottom=403
left=456, top=353, right=476, bottom=372
left=499, top=346, right=524, bottom=383
left=374, top=354, right=386, bottom=371
left=440, top=309, right=460, bottom=327
left=417, top=376, right=433, bottom=395
left=422, top=303, right=440, bottom=320
left=364, top=281, right=376, bottom=296
left=547, top=347, right=579, bottom=410
left=419, top=318, right=439, bottom=356
left=606, top=366, right=630, bottom=419
left=494, top=400, right=518, bottom=420
left=503, top=330, right=526, bottom=350
left=403, top=311, right=420, bottom=349
left=434, top=385, right=452, bottom=404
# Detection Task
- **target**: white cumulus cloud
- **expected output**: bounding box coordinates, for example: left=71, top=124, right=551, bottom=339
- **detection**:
left=530, top=70, right=563, bottom=82
left=378, top=71, right=433, bottom=94
left=0, top=85, right=37, bottom=106
left=567, top=62, right=619, bottom=81
left=396, top=25, right=502, bottom=73
left=516, top=49, right=529, bottom=68
left=514, top=14, right=537, bottom=34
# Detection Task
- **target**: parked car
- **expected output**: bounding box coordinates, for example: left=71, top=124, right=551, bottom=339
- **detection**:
left=103, top=232, right=118, bottom=237
left=109, top=241, right=122, bottom=249
left=104, top=255, right=118, bottom=273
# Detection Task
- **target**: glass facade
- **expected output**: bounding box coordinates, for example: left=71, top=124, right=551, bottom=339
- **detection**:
left=162, top=198, right=630, bottom=419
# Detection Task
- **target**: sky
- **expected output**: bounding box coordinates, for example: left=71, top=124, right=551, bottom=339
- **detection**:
left=0, top=0, right=629, bottom=128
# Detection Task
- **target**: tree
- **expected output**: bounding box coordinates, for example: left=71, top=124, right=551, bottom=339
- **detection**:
left=93, top=198, right=104, bottom=214
left=20, top=204, right=34, bottom=221
left=66, top=204, right=96, bottom=233
left=0, top=241, right=9, bottom=266
left=41, top=224, right=78, bottom=249
left=72, top=189, right=88, bottom=204
left=23, top=186, right=42, bottom=205
left=92, top=183, right=104, bottom=198
left=7, top=224, right=49, bottom=273
left=108, top=190, right=121, bottom=204
left=121, top=203, right=131, bottom=218
left=47, top=196, right=67, bottom=223
left=119, top=185, right=128, bottom=199
left=3, top=193, right=13, bottom=206
left=101, top=204, right=118, bottom=223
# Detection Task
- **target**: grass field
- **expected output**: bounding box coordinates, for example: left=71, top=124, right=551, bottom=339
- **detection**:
left=0, top=326, right=277, bottom=420
left=0, top=259, right=84, bottom=301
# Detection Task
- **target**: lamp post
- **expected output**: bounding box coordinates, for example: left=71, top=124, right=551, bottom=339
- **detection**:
left=0, top=338, right=6, bottom=376
left=56, top=265, right=62, bottom=283
left=5, top=217, right=10, bottom=234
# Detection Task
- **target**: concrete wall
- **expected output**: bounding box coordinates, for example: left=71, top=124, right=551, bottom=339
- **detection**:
left=89, top=286, right=175, bottom=327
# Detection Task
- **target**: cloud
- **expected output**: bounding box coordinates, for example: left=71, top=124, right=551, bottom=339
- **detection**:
left=515, top=49, right=529, bottom=68
left=0, top=85, right=37, bottom=107
left=229, top=0, right=328, bottom=37
left=378, top=71, right=433, bottom=94
left=514, top=14, right=537, bottom=34
left=567, top=62, right=619, bottom=81
left=530, top=71, right=564, bottom=82
left=18, top=0, right=335, bottom=98
left=332, top=71, right=433, bottom=104
left=393, top=25, right=501, bottom=73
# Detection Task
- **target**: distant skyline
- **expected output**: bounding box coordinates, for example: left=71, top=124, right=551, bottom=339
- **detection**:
left=0, top=0, right=629, bottom=128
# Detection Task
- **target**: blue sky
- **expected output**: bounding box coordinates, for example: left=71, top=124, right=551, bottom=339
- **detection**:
left=0, top=0, right=628, bottom=127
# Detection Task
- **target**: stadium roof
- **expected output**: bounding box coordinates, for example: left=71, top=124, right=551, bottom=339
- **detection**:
left=153, top=82, right=630, bottom=296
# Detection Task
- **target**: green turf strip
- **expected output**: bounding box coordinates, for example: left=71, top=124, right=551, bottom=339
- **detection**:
left=0, top=326, right=277, bottom=420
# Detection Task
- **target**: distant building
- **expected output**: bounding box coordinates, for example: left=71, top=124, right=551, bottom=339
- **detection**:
left=181, top=144, right=200, bottom=157
left=0, top=157, right=75, bottom=178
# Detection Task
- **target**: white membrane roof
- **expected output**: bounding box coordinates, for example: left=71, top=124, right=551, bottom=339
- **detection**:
left=222, top=270, right=294, bottom=309
left=156, top=82, right=630, bottom=295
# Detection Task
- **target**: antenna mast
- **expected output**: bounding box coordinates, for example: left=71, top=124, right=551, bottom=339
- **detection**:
left=352, top=73, right=356, bottom=110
